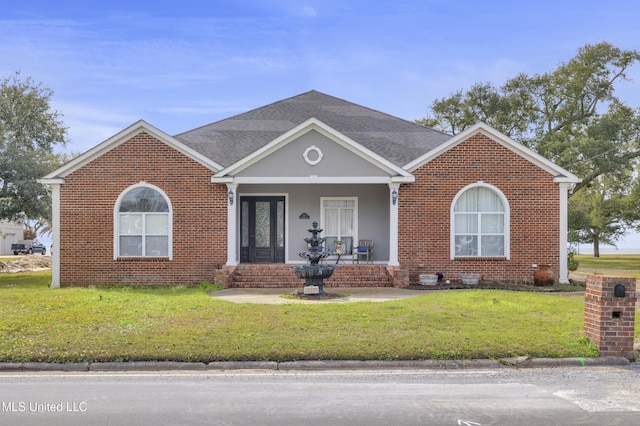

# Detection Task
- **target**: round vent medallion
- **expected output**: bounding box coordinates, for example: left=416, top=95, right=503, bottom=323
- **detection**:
left=303, top=145, right=323, bottom=165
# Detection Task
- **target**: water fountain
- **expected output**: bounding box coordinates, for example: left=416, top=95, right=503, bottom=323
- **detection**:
left=292, top=221, right=337, bottom=295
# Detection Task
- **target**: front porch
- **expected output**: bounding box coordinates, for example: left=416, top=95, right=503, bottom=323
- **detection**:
left=224, top=183, right=401, bottom=266
left=216, top=264, right=407, bottom=288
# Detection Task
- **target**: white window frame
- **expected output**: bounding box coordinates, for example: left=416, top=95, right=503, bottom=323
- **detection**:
left=114, top=182, right=173, bottom=260
left=320, top=197, right=358, bottom=253
left=450, top=182, right=510, bottom=260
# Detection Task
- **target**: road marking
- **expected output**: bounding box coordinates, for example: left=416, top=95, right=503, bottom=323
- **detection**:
left=554, top=390, right=640, bottom=412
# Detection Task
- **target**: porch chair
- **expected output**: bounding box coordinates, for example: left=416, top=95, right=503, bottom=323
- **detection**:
left=352, top=240, right=374, bottom=264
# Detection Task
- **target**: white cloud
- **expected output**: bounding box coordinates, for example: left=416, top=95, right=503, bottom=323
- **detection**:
left=230, top=54, right=290, bottom=71
left=50, top=100, right=139, bottom=152
left=54, top=101, right=137, bottom=124
left=156, top=105, right=248, bottom=117
left=486, top=58, right=527, bottom=84
left=300, top=6, right=318, bottom=17
left=65, top=122, right=125, bottom=154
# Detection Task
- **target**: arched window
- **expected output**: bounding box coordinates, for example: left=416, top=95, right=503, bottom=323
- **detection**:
left=115, top=184, right=171, bottom=258
left=451, top=183, right=509, bottom=259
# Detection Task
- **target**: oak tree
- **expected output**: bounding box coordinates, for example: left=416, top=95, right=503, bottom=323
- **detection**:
left=0, top=72, right=67, bottom=223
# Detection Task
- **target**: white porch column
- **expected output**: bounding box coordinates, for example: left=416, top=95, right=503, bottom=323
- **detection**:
left=226, top=183, right=239, bottom=266
left=49, top=182, right=62, bottom=288
left=558, top=182, right=571, bottom=284
left=388, top=183, right=400, bottom=267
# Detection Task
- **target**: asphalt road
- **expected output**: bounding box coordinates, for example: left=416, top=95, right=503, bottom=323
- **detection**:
left=1, top=365, right=639, bottom=425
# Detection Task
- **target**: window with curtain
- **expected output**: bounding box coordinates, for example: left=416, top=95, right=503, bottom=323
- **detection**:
left=117, top=186, right=171, bottom=257
left=453, top=185, right=507, bottom=257
left=321, top=198, right=356, bottom=253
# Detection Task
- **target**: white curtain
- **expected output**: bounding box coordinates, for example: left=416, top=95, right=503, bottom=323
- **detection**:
left=455, top=187, right=503, bottom=213
left=325, top=208, right=339, bottom=235
left=454, top=187, right=505, bottom=256
left=323, top=199, right=355, bottom=250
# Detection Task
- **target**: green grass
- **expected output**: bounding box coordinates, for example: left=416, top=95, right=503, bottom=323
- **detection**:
left=574, top=254, right=640, bottom=280
left=0, top=271, right=612, bottom=363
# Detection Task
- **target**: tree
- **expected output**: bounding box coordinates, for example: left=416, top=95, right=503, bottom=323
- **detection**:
left=0, top=72, right=67, bottom=223
left=565, top=102, right=640, bottom=254
left=418, top=42, right=640, bottom=193
left=568, top=173, right=635, bottom=257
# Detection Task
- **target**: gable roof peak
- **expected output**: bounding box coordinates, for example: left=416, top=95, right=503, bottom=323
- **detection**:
left=174, top=90, right=451, bottom=168
left=405, top=121, right=580, bottom=183
left=41, top=120, right=223, bottom=180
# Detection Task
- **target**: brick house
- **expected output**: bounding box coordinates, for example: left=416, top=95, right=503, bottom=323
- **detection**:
left=39, top=91, right=579, bottom=288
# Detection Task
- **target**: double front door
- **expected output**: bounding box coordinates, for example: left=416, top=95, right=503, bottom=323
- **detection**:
left=240, top=196, right=285, bottom=263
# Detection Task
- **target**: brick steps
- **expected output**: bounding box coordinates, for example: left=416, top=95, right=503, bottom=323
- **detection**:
left=229, top=264, right=393, bottom=288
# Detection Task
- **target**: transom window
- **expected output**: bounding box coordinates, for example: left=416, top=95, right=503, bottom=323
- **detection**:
left=452, top=184, right=509, bottom=258
left=321, top=198, right=357, bottom=253
left=116, top=185, right=171, bottom=258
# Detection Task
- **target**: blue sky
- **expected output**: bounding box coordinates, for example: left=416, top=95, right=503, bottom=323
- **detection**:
left=3, top=1, right=640, bottom=250
left=3, top=0, right=640, bottom=155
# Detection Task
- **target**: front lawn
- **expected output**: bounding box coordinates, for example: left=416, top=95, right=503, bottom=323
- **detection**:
left=574, top=254, right=640, bottom=280
left=0, top=271, right=611, bottom=363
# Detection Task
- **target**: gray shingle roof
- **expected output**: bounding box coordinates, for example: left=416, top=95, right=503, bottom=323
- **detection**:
left=173, top=90, right=451, bottom=168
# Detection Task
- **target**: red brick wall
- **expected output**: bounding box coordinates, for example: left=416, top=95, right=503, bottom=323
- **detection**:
left=59, top=131, right=227, bottom=286
left=399, top=132, right=560, bottom=283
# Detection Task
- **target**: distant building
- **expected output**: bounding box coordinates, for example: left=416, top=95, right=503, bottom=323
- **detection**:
left=0, top=221, right=23, bottom=255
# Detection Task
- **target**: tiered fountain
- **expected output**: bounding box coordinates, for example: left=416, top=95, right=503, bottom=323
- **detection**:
left=292, top=221, right=337, bottom=296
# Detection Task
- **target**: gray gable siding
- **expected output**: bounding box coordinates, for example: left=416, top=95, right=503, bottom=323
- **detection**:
left=236, top=130, right=390, bottom=178
left=174, top=90, right=451, bottom=168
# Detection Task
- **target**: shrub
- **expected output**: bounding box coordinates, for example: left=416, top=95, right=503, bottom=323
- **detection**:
left=568, top=249, right=579, bottom=271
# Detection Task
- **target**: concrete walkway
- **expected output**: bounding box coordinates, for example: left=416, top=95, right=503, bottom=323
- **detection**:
left=208, top=286, right=593, bottom=304
left=209, top=287, right=423, bottom=304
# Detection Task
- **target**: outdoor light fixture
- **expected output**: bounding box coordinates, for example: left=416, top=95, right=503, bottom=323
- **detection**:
left=392, top=189, right=398, bottom=205
left=228, top=189, right=234, bottom=205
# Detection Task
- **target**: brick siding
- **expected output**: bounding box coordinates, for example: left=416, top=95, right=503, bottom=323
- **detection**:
left=584, top=275, right=636, bottom=359
left=399, top=133, right=560, bottom=283
left=58, top=132, right=227, bottom=286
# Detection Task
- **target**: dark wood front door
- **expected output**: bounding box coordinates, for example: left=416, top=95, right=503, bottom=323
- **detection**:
left=240, top=196, right=285, bottom=263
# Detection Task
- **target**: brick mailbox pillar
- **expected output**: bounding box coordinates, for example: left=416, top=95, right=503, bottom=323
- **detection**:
left=584, top=275, right=636, bottom=359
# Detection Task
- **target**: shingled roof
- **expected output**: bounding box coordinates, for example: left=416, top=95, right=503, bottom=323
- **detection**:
left=173, top=90, right=450, bottom=168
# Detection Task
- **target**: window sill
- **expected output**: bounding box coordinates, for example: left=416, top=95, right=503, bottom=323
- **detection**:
left=116, top=257, right=171, bottom=262
left=454, top=256, right=507, bottom=261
